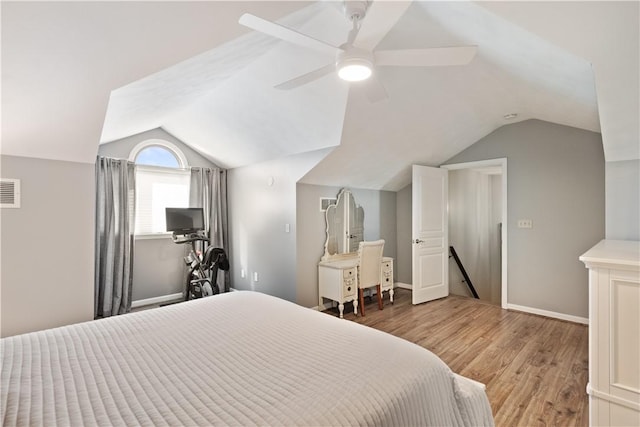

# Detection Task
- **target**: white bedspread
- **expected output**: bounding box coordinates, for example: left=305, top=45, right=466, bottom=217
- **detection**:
left=1, top=291, right=493, bottom=426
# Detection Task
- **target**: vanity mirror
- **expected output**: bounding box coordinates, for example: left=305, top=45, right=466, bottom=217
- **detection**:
left=322, top=188, right=364, bottom=260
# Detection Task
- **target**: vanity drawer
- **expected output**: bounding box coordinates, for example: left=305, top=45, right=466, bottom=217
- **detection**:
left=381, top=260, right=393, bottom=289
left=343, top=278, right=356, bottom=297
left=343, top=268, right=357, bottom=296
left=343, top=268, right=356, bottom=279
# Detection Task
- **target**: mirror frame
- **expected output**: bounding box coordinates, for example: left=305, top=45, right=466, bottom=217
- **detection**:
left=321, top=188, right=364, bottom=261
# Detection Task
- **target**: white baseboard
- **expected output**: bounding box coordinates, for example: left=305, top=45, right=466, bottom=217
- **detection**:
left=375, top=283, right=586, bottom=324
left=131, top=292, right=183, bottom=309
left=506, top=303, right=588, bottom=325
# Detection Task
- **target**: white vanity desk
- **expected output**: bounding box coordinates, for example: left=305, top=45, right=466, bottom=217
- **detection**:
left=317, top=188, right=395, bottom=318
left=318, top=255, right=394, bottom=319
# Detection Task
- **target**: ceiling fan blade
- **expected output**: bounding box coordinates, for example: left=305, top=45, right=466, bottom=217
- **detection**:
left=239, top=13, right=340, bottom=56
left=275, top=63, right=336, bottom=90
left=375, top=46, right=478, bottom=67
left=353, top=1, right=413, bottom=52
left=363, top=74, right=388, bottom=103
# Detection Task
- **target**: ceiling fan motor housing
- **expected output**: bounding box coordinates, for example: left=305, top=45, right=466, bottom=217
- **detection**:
left=343, top=0, right=370, bottom=21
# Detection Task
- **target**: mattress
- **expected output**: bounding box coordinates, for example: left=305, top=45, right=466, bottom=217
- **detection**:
left=1, top=291, right=494, bottom=426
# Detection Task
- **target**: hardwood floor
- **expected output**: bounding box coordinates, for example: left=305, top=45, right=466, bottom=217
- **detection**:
left=324, top=288, right=589, bottom=427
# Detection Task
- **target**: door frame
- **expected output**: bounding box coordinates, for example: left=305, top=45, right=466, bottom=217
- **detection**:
left=441, top=158, right=508, bottom=309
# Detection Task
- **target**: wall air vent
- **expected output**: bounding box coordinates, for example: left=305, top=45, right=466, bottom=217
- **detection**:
left=320, top=197, right=337, bottom=212
left=0, top=178, right=21, bottom=208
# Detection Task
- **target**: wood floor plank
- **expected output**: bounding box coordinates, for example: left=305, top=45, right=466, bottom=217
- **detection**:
left=328, top=288, right=588, bottom=427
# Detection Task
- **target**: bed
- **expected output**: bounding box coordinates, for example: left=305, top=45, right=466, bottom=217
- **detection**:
left=1, top=291, right=494, bottom=426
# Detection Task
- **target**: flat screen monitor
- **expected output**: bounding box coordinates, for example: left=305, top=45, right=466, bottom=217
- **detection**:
left=165, top=207, right=204, bottom=234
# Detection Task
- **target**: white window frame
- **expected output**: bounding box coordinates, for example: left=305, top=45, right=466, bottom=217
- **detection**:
left=129, top=139, right=188, bottom=168
left=130, top=139, right=190, bottom=239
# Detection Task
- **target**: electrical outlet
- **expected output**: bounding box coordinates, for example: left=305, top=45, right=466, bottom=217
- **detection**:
left=240, top=269, right=246, bottom=279
left=253, top=272, right=259, bottom=282
left=517, top=219, right=533, bottom=229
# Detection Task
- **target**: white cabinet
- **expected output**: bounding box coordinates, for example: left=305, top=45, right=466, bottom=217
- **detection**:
left=580, top=240, right=640, bottom=427
left=319, top=257, right=394, bottom=319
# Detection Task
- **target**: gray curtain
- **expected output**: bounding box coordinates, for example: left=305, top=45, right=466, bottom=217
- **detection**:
left=95, top=156, right=136, bottom=318
left=189, top=167, right=229, bottom=292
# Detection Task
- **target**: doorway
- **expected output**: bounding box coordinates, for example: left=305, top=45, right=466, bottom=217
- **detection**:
left=441, top=159, right=507, bottom=308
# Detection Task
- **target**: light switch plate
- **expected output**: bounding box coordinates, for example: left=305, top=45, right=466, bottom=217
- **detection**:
left=517, top=219, right=533, bottom=229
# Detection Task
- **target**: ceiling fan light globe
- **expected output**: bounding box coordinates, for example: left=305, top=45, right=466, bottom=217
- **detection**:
left=337, top=58, right=373, bottom=82
left=338, top=64, right=372, bottom=81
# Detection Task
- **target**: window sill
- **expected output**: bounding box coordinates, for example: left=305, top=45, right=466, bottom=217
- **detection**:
left=135, top=233, right=172, bottom=241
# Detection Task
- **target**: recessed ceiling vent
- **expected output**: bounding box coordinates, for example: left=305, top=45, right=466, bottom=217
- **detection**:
left=0, top=178, right=21, bottom=208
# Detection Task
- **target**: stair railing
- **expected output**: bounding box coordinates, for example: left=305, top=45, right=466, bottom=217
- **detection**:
left=449, top=246, right=480, bottom=299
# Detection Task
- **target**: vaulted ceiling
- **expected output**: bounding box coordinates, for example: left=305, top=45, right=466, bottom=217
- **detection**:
left=2, top=1, right=638, bottom=191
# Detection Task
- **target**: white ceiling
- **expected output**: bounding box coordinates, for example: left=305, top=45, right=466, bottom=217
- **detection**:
left=2, top=1, right=638, bottom=191
left=1, top=1, right=309, bottom=163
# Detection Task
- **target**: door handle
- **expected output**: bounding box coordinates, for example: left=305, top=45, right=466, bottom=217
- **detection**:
left=413, top=239, right=424, bottom=244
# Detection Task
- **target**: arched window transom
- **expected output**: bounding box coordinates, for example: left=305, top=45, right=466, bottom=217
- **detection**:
left=129, top=139, right=188, bottom=169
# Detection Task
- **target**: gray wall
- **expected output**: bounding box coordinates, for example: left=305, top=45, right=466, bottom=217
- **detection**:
left=227, top=149, right=331, bottom=302
left=605, top=159, right=640, bottom=240
left=396, top=185, right=412, bottom=285
left=1, top=155, right=94, bottom=337
left=99, top=127, right=218, bottom=169
left=296, top=184, right=397, bottom=308
left=442, top=119, right=605, bottom=318
left=98, top=128, right=221, bottom=302
left=131, top=241, right=187, bottom=301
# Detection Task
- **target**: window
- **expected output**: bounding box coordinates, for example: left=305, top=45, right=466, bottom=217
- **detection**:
left=135, top=146, right=181, bottom=168
left=130, top=140, right=190, bottom=235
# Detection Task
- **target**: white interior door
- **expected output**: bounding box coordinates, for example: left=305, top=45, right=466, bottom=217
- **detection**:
left=412, top=165, right=449, bottom=305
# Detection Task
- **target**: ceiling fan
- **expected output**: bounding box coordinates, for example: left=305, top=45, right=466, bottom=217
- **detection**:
left=239, top=0, right=477, bottom=102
